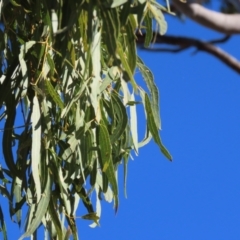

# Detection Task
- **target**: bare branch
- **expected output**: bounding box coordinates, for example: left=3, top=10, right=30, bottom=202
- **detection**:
left=172, top=0, right=240, bottom=34
left=136, top=33, right=240, bottom=74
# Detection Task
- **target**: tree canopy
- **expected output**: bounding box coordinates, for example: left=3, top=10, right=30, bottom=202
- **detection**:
left=0, top=0, right=171, bottom=239
left=1, top=0, right=239, bottom=239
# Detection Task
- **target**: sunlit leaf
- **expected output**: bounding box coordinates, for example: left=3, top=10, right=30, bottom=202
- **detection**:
left=147, top=2, right=167, bottom=35
left=98, top=121, right=119, bottom=212
left=19, top=171, right=51, bottom=240
left=137, top=56, right=161, bottom=130
left=145, top=93, right=172, bottom=161
left=31, top=96, right=42, bottom=203
left=129, top=93, right=138, bottom=155
left=1, top=0, right=171, bottom=237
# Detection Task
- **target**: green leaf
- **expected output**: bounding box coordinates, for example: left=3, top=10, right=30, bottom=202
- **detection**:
left=44, top=79, right=64, bottom=110
left=99, top=122, right=112, bottom=172
left=9, top=0, right=21, bottom=7
left=81, top=212, right=100, bottom=226
left=98, top=121, right=119, bottom=212
left=123, top=153, right=129, bottom=198
left=110, top=93, right=128, bottom=143
left=46, top=53, right=55, bottom=77
left=110, top=0, right=128, bottom=8
left=125, top=19, right=137, bottom=74
left=117, top=41, right=137, bottom=90
left=48, top=197, right=64, bottom=240
left=119, top=0, right=131, bottom=25
left=129, top=93, right=138, bottom=154
left=137, top=56, right=161, bottom=130
left=11, top=177, right=23, bottom=224
left=0, top=204, right=7, bottom=240
left=31, top=96, right=42, bottom=203
left=144, top=93, right=172, bottom=161
left=19, top=170, right=51, bottom=240
left=144, top=12, right=153, bottom=47
left=148, top=2, right=167, bottom=35
left=101, top=8, right=119, bottom=57
left=19, top=41, right=36, bottom=58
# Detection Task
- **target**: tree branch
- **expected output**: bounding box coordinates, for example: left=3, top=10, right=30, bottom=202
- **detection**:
left=172, top=0, right=240, bottom=34
left=136, top=33, right=240, bottom=74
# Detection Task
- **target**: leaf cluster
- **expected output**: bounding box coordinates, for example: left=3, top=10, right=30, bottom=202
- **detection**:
left=0, top=0, right=171, bottom=239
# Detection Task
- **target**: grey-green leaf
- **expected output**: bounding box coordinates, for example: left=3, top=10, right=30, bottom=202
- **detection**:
left=19, top=171, right=51, bottom=240
left=31, top=96, right=42, bottom=203
left=145, top=93, right=172, bottom=161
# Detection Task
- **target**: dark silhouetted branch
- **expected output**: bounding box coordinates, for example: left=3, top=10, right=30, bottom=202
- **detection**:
left=136, top=33, right=240, bottom=74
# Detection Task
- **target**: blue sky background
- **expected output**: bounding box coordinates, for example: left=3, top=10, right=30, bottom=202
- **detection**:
left=1, top=2, right=240, bottom=240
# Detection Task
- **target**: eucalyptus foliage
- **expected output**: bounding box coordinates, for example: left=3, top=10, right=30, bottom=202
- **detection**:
left=0, top=0, right=171, bottom=239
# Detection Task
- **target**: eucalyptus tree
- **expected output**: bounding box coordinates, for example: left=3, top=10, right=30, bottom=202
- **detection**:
left=0, top=0, right=171, bottom=239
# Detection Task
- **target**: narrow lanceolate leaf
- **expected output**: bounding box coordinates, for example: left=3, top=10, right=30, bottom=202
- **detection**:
left=46, top=53, right=55, bottom=77
left=99, top=122, right=111, bottom=172
left=98, top=121, right=119, bottom=212
left=19, top=41, right=36, bottom=58
left=17, top=39, right=32, bottom=95
left=137, top=56, right=161, bottom=130
left=123, top=153, right=129, bottom=198
left=110, top=0, right=128, bottom=8
left=48, top=197, right=63, bottom=240
left=89, top=185, right=101, bottom=228
left=129, top=93, right=138, bottom=155
left=110, top=93, right=128, bottom=143
left=81, top=212, right=100, bottom=226
left=12, top=177, right=22, bottom=225
left=19, top=171, right=51, bottom=240
left=44, top=79, right=64, bottom=110
left=0, top=204, right=7, bottom=240
left=145, top=93, right=172, bottom=161
left=90, top=13, right=101, bottom=122
left=31, top=96, right=42, bottom=203
left=125, top=19, right=137, bottom=74
left=101, top=8, right=119, bottom=57
left=9, top=0, right=21, bottom=7
left=148, top=2, right=167, bottom=35
left=117, top=41, right=137, bottom=90
left=144, top=12, right=152, bottom=47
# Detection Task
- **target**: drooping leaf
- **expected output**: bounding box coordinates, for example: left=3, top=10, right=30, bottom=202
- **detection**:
left=110, top=93, right=128, bottom=143
left=31, top=96, right=42, bottom=203
left=98, top=121, right=119, bottom=212
left=129, top=92, right=138, bottom=155
left=81, top=212, right=100, bottom=226
left=137, top=56, right=161, bottom=130
left=144, top=92, right=172, bottom=161
left=0, top=1, right=171, bottom=238
left=19, top=170, right=51, bottom=240
left=144, top=12, right=153, bottom=47
left=147, top=1, right=167, bottom=35
left=0, top=204, right=7, bottom=240
left=117, top=41, right=137, bottom=90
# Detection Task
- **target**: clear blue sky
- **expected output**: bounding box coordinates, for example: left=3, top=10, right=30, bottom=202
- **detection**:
left=1, top=3, right=240, bottom=240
